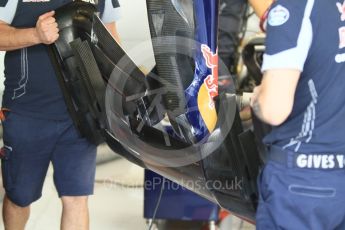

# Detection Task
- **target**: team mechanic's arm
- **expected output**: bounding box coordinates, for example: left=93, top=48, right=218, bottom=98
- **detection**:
left=0, top=11, right=58, bottom=51
left=250, top=69, right=300, bottom=126
left=250, top=0, right=313, bottom=126
left=248, top=0, right=274, bottom=18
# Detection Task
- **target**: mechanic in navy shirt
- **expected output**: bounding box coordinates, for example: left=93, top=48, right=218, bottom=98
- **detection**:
left=0, top=0, right=120, bottom=229
left=251, top=0, right=345, bottom=228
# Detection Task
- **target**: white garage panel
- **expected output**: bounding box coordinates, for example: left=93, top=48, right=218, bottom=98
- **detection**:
left=117, top=0, right=155, bottom=71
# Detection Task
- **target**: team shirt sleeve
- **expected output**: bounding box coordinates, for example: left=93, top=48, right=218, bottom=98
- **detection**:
left=0, top=0, right=18, bottom=24
left=261, top=0, right=314, bottom=72
left=101, top=0, right=121, bottom=23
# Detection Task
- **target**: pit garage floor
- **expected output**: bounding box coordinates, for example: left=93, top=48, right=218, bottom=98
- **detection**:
left=0, top=150, right=255, bottom=230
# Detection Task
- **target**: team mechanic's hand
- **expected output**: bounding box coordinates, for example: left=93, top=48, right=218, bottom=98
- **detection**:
left=250, top=85, right=262, bottom=107
left=35, top=11, right=59, bottom=45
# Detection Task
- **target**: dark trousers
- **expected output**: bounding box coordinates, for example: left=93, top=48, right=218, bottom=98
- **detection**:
left=256, top=160, right=345, bottom=229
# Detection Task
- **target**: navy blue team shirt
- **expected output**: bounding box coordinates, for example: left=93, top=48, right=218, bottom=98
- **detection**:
left=262, top=0, right=345, bottom=153
left=0, top=0, right=120, bottom=120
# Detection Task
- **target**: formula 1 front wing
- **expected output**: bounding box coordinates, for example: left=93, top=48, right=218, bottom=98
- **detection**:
left=49, top=0, right=262, bottom=221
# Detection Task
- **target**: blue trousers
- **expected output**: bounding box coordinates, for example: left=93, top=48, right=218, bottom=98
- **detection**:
left=256, top=161, right=345, bottom=229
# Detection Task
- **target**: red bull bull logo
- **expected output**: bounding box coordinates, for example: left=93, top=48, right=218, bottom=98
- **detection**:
left=201, top=44, right=218, bottom=108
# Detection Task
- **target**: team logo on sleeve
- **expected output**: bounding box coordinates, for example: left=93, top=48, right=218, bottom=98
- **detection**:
left=268, top=5, right=290, bottom=26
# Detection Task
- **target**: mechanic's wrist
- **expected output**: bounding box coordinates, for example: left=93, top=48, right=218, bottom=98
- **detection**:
left=31, top=27, right=42, bottom=45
